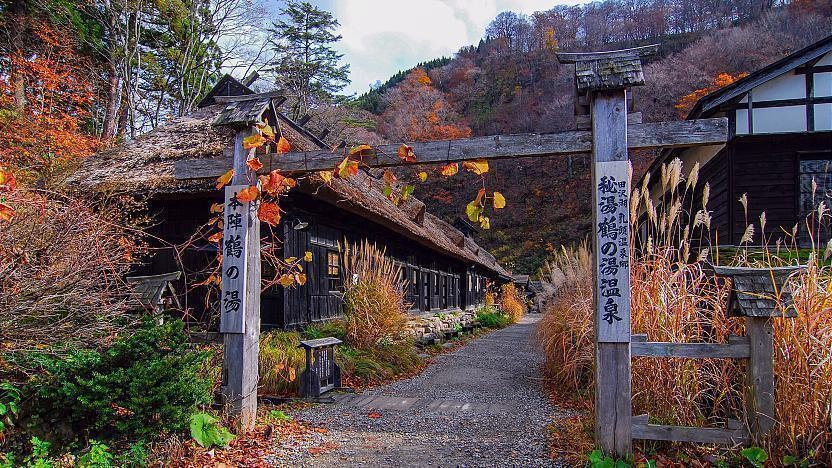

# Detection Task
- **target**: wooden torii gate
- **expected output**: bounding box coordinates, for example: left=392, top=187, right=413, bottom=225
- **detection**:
left=175, top=45, right=728, bottom=457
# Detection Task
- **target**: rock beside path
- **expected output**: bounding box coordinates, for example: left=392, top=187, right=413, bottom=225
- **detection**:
left=278, top=315, right=568, bottom=467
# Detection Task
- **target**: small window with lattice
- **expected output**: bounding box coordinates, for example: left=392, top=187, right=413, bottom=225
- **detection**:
left=327, top=250, right=340, bottom=291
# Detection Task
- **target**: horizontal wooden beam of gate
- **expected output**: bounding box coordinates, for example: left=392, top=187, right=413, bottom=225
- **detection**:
left=174, top=117, right=727, bottom=180
left=632, top=421, right=750, bottom=445
left=630, top=334, right=751, bottom=359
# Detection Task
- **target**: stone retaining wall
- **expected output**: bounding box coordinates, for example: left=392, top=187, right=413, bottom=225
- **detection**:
left=402, top=309, right=480, bottom=345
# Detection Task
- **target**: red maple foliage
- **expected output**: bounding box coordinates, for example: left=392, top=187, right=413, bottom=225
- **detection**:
left=0, top=20, right=100, bottom=175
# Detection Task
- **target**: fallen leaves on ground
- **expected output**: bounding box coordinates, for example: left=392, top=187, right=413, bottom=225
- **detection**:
left=179, top=407, right=333, bottom=467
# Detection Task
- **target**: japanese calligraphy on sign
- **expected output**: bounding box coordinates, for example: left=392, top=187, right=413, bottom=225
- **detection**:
left=594, top=161, right=630, bottom=342
left=220, top=185, right=253, bottom=333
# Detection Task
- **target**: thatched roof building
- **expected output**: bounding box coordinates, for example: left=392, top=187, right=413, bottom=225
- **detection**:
left=71, top=76, right=509, bottom=329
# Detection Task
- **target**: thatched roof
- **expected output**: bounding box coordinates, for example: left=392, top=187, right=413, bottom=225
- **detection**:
left=70, top=104, right=509, bottom=278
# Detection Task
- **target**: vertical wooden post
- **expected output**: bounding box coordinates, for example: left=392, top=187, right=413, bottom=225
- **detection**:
left=221, top=127, right=261, bottom=432
left=591, top=89, right=633, bottom=457
left=557, top=45, right=657, bottom=458
left=745, top=316, right=775, bottom=437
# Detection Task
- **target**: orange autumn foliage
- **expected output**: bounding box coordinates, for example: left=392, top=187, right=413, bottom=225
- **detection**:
left=0, top=21, right=99, bottom=174
left=379, top=68, right=472, bottom=142
left=675, top=72, right=748, bottom=118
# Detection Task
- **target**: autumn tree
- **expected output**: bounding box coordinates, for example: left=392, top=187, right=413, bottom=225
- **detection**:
left=378, top=69, right=471, bottom=142
left=269, top=0, right=350, bottom=120
left=0, top=17, right=99, bottom=178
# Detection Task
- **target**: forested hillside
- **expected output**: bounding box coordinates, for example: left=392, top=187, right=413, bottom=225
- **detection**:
left=354, top=0, right=831, bottom=275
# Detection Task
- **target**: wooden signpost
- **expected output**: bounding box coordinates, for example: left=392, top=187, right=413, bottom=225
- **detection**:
left=220, top=129, right=261, bottom=431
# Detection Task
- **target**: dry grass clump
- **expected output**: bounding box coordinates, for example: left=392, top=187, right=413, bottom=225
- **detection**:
left=0, top=190, right=144, bottom=374
left=536, top=242, right=594, bottom=390
left=341, top=240, right=408, bottom=349
left=500, top=283, right=527, bottom=323
left=537, top=158, right=832, bottom=462
left=258, top=330, right=306, bottom=395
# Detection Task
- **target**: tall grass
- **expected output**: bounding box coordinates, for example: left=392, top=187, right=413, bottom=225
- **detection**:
left=537, top=158, right=832, bottom=462
left=500, top=283, right=527, bottom=323
left=341, top=240, right=408, bottom=349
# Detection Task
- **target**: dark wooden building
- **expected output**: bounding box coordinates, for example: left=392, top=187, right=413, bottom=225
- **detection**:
left=640, top=34, right=832, bottom=247
left=71, top=77, right=510, bottom=330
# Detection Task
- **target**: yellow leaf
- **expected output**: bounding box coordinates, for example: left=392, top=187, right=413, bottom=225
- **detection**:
left=279, top=274, right=295, bottom=287
left=0, top=203, right=15, bottom=222
left=349, top=144, right=373, bottom=156
left=319, top=171, right=333, bottom=184
left=286, top=256, right=297, bottom=263
left=440, top=163, right=458, bottom=177
left=210, top=203, right=224, bottom=214
left=295, top=273, right=307, bottom=286
left=304, top=251, right=313, bottom=262
left=462, top=159, right=489, bottom=175
left=493, top=191, right=506, bottom=209
left=480, top=216, right=490, bottom=229
left=216, top=169, right=234, bottom=189
left=243, top=134, right=267, bottom=150
left=418, top=171, right=428, bottom=182
left=466, top=201, right=482, bottom=222
left=260, top=124, right=275, bottom=139
left=397, top=144, right=416, bottom=162
left=276, top=136, right=292, bottom=154
left=337, top=157, right=359, bottom=179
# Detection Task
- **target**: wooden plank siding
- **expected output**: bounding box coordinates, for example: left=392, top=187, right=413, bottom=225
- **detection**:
left=270, top=191, right=495, bottom=330
left=689, top=132, right=832, bottom=248
left=134, top=189, right=496, bottom=331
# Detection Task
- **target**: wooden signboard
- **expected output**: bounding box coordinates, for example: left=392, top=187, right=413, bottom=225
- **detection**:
left=219, top=184, right=254, bottom=334
left=593, top=160, right=631, bottom=342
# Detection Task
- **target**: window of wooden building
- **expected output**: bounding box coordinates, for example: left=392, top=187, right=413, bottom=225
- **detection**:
left=326, top=250, right=340, bottom=292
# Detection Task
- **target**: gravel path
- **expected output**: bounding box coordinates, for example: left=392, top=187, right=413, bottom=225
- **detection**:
left=280, top=315, right=566, bottom=467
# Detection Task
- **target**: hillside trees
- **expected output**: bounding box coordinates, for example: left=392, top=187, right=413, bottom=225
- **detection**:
left=378, top=69, right=471, bottom=142
left=269, top=0, right=349, bottom=120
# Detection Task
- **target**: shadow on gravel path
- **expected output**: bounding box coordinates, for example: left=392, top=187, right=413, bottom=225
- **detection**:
left=282, top=315, right=568, bottom=467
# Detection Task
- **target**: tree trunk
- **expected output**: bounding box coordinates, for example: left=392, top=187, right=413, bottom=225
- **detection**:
left=101, top=62, right=121, bottom=142
left=8, top=0, right=27, bottom=114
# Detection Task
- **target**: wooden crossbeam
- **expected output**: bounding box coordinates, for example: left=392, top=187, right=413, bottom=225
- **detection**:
left=632, top=419, right=750, bottom=445
left=631, top=334, right=751, bottom=359
left=174, top=118, right=727, bottom=180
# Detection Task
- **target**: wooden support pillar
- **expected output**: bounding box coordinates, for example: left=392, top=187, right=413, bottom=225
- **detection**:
left=591, top=89, right=633, bottom=457
left=745, top=316, right=775, bottom=437
left=221, top=127, right=261, bottom=432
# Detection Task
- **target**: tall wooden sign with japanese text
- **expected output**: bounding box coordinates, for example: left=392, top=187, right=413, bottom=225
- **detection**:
left=594, top=160, right=631, bottom=342
left=219, top=185, right=254, bottom=333
left=557, top=46, right=659, bottom=457
left=221, top=129, right=261, bottom=432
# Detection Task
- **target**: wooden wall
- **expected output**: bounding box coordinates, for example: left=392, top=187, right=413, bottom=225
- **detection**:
left=694, top=132, right=832, bottom=247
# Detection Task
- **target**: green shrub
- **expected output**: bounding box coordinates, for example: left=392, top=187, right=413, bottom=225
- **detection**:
left=25, top=318, right=212, bottom=442
left=336, top=341, right=421, bottom=385
left=476, top=306, right=510, bottom=329
left=304, top=320, right=348, bottom=341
